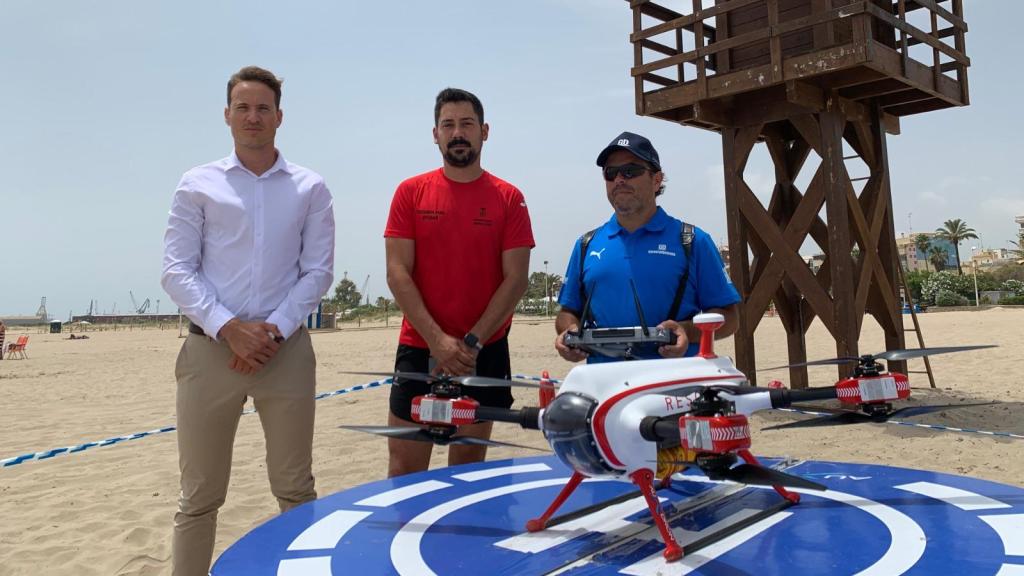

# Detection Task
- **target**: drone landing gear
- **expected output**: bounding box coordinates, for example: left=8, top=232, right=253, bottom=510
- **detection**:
left=526, top=471, right=586, bottom=532
left=630, top=468, right=684, bottom=561
left=737, top=449, right=801, bottom=504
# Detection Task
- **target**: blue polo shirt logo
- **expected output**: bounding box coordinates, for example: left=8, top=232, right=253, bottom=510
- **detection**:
left=648, top=243, right=676, bottom=257
left=588, top=248, right=606, bottom=260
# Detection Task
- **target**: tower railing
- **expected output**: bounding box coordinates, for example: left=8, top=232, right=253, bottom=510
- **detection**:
left=629, top=0, right=969, bottom=130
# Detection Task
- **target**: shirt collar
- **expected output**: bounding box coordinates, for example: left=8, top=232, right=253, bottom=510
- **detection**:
left=224, top=150, right=291, bottom=177
left=606, top=206, right=670, bottom=238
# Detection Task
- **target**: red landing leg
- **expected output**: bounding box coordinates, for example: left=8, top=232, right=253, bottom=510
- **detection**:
left=630, top=468, right=683, bottom=562
left=526, top=471, right=585, bottom=532
left=738, top=449, right=800, bottom=503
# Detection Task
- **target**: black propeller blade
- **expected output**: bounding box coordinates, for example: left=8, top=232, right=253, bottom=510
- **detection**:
left=338, top=425, right=548, bottom=451
left=764, top=402, right=997, bottom=430
left=443, top=436, right=550, bottom=452
left=887, top=401, right=996, bottom=418
left=873, top=345, right=997, bottom=361
left=760, top=345, right=996, bottom=371
left=341, top=370, right=544, bottom=389
left=339, top=425, right=437, bottom=442
left=701, top=463, right=826, bottom=491
left=760, top=357, right=860, bottom=370
left=459, top=375, right=547, bottom=389
left=764, top=411, right=868, bottom=430
left=653, top=459, right=825, bottom=490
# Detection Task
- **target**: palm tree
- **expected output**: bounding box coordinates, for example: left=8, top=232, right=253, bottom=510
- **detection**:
left=928, top=246, right=949, bottom=272
left=1010, top=232, right=1024, bottom=264
left=914, top=233, right=932, bottom=272
left=934, top=219, right=979, bottom=275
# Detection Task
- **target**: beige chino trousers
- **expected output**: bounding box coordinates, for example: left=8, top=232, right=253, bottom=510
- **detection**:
left=172, top=327, right=317, bottom=576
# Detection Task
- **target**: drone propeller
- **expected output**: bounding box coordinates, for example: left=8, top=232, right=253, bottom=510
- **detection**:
left=760, top=344, right=996, bottom=371
left=338, top=425, right=548, bottom=451
left=711, top=464, right=826, bottom=491
left=341, top=370, right=545, bottom=389
left=872, top=345, right=997, bottom=361
left=339, top=424, right=437, bottom=442
left=653, top=458, right=825, bottom=491
left=760, top=357, right=859, bottom=370
left=764, top=402, right=996, bottom=430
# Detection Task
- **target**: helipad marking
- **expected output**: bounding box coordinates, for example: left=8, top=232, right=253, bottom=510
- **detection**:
left=979, top=514, right=1024, bottom=556
left=684, top=479, right=927, bottom=575
left=390, top=477, right=589, bottom=576
left=496, top=494, right=661, bottom=553
left=276, top=556, right=331, bottom=576
left=354, top=480, right=451, bottom=507
left=996, top=564, right=1024, bottom=576
left=452, top=462, right=551, bottom=482
left=286, top=510, right=372, bottom=551
left=896, top=481, right=1012, bottom=510
left=619, top=510, right=792, bottom=575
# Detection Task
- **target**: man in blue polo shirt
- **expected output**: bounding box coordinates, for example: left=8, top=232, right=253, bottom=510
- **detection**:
left=554, top=131, right=740, bottom=363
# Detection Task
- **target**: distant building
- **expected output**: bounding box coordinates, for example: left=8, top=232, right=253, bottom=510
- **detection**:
left=970, top=248, right=1014, bottom=269
left=895, top=232, right=957, bottom=272
left=1016, top=215, right=1024, bottom=263
left=717, top=243, right=730, bottom=269
left=0, top=314, right=47, bottom=327
left=804, top=254, right=826, bottom=274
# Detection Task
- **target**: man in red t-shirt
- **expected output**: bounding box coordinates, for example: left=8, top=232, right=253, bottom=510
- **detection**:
left=383, top=88, right=535, bottom=477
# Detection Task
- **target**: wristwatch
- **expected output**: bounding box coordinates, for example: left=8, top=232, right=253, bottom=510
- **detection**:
left=463, top=332, right=484, bottom=351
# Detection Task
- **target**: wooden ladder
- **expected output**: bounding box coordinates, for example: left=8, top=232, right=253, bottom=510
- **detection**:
left=898, top=266, right=936, bottom=388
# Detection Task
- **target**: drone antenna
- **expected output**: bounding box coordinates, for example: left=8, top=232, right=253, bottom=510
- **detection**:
left=630, top=279, right=650, bottom=337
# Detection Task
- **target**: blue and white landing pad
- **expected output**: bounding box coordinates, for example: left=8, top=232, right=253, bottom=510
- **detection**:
left=213, top=456, right=1024, bottom=575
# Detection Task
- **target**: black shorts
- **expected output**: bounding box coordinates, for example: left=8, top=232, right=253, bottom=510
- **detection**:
left=388, top=336, right=514, bottom=422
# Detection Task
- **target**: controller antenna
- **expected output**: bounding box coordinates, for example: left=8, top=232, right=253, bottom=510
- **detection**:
left=630, top=279, right=650, bottom=337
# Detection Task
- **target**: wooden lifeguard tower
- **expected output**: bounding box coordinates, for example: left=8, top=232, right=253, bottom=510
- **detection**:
left=625, top=0, right=970, bottom=387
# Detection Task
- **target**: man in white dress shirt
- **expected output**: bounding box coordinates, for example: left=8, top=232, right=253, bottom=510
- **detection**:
left=161, top=65, right=335, bottom=576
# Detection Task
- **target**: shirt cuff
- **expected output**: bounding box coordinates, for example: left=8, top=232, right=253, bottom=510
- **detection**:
left=266, top=310, right=300, bottom=341
left=204, top=307, right=237, bottom=342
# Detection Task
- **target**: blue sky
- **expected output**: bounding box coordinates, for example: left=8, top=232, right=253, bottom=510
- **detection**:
left=2, top=1, right=1021, bottom=317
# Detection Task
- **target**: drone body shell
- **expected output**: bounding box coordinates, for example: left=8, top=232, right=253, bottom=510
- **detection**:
left=547, top=355, right=746, bottom=480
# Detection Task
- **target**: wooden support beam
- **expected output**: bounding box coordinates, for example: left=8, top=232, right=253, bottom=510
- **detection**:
left=839, top=78, right=912, bottom=100
left=820, top=101, right=859, bottom=378
left=723, top=127, right=757, bottom=382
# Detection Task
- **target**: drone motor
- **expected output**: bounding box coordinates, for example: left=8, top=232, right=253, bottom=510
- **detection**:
left=411, top=395, right=481, bottom=427
left=835, top=374, right=910, bottom=406
left=680, top=414, right=752, bottom=455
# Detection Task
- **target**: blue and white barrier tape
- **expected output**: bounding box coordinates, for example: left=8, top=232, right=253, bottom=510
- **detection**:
left=1, top=377, right=394, bottom=469
left=775, top=407, right=1024, bottom=440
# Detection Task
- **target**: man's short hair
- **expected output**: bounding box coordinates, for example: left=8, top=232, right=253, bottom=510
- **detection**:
left=227, top=66, right=283, bottom=109
left=434, top=88, right=484, bottom=125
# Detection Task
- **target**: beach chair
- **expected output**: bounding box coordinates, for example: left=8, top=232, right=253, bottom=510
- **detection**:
left=6, top=335, right=29, bottom=360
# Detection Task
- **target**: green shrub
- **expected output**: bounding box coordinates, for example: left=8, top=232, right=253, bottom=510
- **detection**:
left=998, top=295, right=1024, bottom=305
left=905, top=270, right=930, bottom=303
left=935, top=289, right=968, bottom=307
left=1002, top=279, right=1024, bottom=294
left=921, top=271, right=972, bottom=304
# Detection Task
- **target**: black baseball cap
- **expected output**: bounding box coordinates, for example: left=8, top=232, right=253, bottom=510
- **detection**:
left=595, top=131, right=661, bottom=172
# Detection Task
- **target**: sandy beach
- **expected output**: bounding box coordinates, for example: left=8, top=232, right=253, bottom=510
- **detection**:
left=0, top=309, right=1021, bottom=575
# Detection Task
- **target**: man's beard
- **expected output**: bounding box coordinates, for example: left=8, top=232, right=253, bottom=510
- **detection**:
left=610, top=186, right=643, bottom=215
left=444, top=138, right=478, bottom=168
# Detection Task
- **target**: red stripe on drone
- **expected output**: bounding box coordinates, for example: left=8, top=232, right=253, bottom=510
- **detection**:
left=592, top=375, right=737, bottom=468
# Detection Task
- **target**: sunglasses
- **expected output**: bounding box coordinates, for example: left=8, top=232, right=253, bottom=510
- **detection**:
left=603, top=163, right=652, bottom=182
